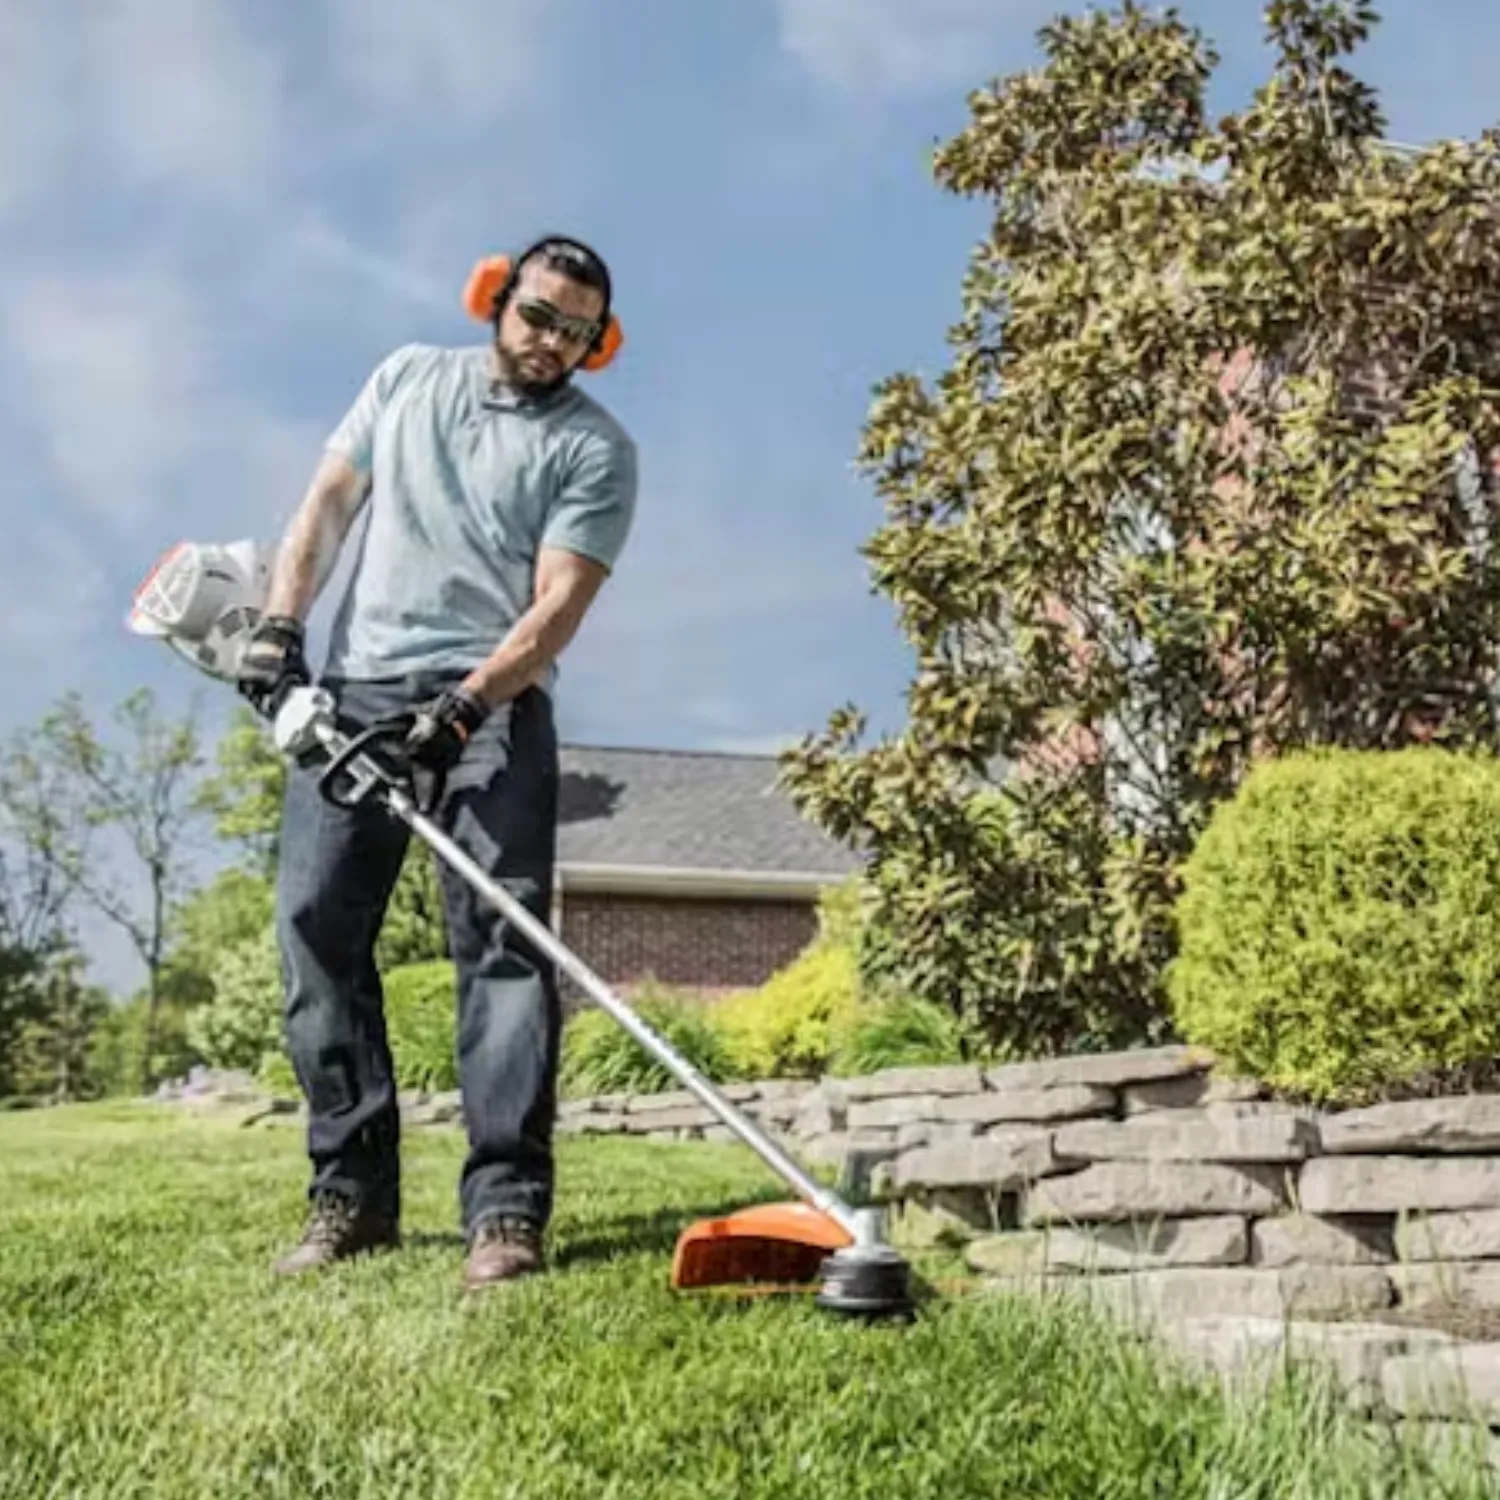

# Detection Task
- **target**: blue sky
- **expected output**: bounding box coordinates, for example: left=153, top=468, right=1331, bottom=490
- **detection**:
left=0, top=0, right=1496, bottom=988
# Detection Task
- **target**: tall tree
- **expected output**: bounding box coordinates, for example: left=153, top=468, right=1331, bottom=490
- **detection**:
left=8, top=951, right=109, bottom=1103
left=195, top=707, right=287, bottom=878
left=782, top=2, right=1500, bottom=1056
left=0, top=756, right=85, bottom=1094
left=0, top=689, right=206, bottom=1090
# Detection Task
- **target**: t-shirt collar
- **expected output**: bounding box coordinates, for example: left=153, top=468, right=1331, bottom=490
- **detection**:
left=476, top=346, right=574, bottom=413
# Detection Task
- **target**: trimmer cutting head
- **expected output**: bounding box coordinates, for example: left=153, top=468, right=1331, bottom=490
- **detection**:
left=671, top=1201, right=915, bottom=1320
left=815, top=1238, right=916, bottom=1320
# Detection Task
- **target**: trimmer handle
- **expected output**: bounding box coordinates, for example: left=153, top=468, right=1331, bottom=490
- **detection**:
left=317, top=713, right=448, bottom=815
left=266, top=685, right=447, bottom=815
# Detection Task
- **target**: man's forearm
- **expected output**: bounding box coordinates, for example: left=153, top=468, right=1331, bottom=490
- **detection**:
left=263, top=452, right=369, bottom=621
left=460, top=596, right=580, bottom=707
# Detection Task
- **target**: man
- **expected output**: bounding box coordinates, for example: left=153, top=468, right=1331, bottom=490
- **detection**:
left=236, top=235, right=637, bottom=1290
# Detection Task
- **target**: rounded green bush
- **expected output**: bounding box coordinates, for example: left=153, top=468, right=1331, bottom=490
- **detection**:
left=382, top=960, right=458, bottom=1093
left=1168, top=747, right=1500, bottom=1105
left=185, top=928, right=283, bottom=1077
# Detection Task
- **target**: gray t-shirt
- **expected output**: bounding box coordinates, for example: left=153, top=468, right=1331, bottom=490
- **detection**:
left=320, top=342, right=638, bottom=684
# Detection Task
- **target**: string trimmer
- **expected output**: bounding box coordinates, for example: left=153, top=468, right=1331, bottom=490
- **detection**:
left=128, top=538, right=915, bottom=1320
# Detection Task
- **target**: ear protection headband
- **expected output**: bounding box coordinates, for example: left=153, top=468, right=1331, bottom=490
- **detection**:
left=462, top=236, right=624, bottom=372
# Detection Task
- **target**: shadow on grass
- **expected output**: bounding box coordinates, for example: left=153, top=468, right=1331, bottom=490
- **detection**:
left=394, top=1185, right=789, bottom=1268
left=552, top=1187, right=795, bottom=1270
left=554, top=1208, right=715, bottom=1268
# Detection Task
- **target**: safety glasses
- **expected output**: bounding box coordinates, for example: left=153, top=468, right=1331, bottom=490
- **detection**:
left=513, top=297, right=601, bottom=346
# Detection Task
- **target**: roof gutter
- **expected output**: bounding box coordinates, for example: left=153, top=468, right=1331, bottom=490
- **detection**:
left=555, top=862, right=853, bottom=901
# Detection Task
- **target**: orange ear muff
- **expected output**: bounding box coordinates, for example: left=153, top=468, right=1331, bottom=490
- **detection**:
left=581, top=317, right=623, bottom=371
left=462, top=255, right=513, bottom=322
left=463, top=252, right=624, bottom=372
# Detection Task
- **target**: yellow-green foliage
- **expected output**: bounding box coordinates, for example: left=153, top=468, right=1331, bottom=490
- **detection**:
left=712, top=878, right=972, bottom=1081
left=559, top=982, right=735, bottom=1098
left=1169, top=748, right=1500, bottom=1105
left=829, top=991, right=968, bottom=1077
left=812, top=876, right=868, bottom=951
left=715, top=943, right=862, bottom=1080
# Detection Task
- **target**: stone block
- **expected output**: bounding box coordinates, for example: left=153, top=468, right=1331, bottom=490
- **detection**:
left=1398, top=1209, right=1500, bottom=1263
left=1053, top=1111, right=1316, bottom=1165
left=753, top=1079, right=816, bottom=1101
left=984, top=1266, right=1393, bottom=1323
left=791, top=1080, right=847, bottom=1138
left=621, top=1105, right=718, bottom=1133
left=801, top=1129, right=896, bottom=1175
left=1301, top=1157, right=1500, bottom=1216
left=1383, top=1420, right=1500, bottom=1474
left=1161, top=1317, right=1453, bottom=1413
left=893, top=1129, right=1060, bottom=1192
left=745, top=1097, right=801, bottom=1128
left=1395, top=1261, right=1500, bottom=1312
left=1024, top=1162, right=1289, bottom=1225
left=803, top=1132, right=848, bottom=1167
left=890, top=1189, right=999, bottom=1248
left=847, top=1095, right=942, bottom=1132
left=984, top=1045, right=1210, bottom=1095
left=560, top=1112, right=628, bottom=1135
left=1252, top=1214, right=1393, bottom=1267
left=1124, top=1074, right=1265, bottom=1113
left=839, top=1141, right=899, bottom=1201
left=895, top=1121, right=980, bottom=1152
left=625, top=1089, right=699, bottom=1113
left=966, top=1216, right=1247, bottom=1276
left=1321, top=1097, right=1500, bottom=1155
left=1382, top=1343, right=1500, bottom=1426
left=841, top=1065, right=984, bottom=1102
left=937, top=1085, right=1114, bottom=1127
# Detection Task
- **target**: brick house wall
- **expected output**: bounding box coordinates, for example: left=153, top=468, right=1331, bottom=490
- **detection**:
left=557, top=892, right=819, bottom=1000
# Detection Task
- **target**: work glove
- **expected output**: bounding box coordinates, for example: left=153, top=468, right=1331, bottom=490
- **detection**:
left=402, top=686, right=490, bottom=775
left=235, top=615, right=309, bottom=712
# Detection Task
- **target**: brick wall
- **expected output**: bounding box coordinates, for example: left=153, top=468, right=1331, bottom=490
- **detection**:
left=557, top=892, right=818, bottom=999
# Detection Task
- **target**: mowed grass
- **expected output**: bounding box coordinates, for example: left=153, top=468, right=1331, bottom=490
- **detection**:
left=1, top=1105, right=1495, bottom=1500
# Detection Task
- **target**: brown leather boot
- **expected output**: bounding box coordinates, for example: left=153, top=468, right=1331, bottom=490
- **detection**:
left=272, top=1190, right=400, bottom=1276
left=462, top=1214, right=544, bottom=1291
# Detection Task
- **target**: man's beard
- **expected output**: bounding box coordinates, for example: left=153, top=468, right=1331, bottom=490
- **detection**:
left=493, top=341, right=571, bottom=399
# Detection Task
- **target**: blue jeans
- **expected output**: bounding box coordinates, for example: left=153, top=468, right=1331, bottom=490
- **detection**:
left=274, top=673, right=561, bottom=1235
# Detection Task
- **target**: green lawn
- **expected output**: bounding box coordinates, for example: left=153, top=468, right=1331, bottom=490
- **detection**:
left=1, top=1104, right=1494, bottom=1500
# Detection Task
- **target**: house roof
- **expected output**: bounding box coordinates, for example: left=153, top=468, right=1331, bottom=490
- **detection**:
left=556, top=743, right=861, bottom=887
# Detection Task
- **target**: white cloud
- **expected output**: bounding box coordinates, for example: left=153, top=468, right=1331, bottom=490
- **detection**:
left=0, top=7, right=68, bottom=221
left=325, top=0, right=561, bottom=125
left=0, top=0, right=568, bottom=231
left=0, top=1, right=281, bottom=221
left=0, top=520, right=110, bottom=654
left=3, top=270, right=209, bottom=529
left=89, top=0, right=283, bottom=193
left=289, top=220, right=453, bottom=314
left=774, top=0, right=1042, bottom=96
left=0, top=267, right=320, bottom=538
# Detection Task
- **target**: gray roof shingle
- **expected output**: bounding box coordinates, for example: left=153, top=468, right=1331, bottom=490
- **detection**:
left=556, top=744, right=861, bottom=877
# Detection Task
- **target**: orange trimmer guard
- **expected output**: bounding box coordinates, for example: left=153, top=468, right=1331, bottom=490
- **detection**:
left=670, top=1202, right=855, bottom=1290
